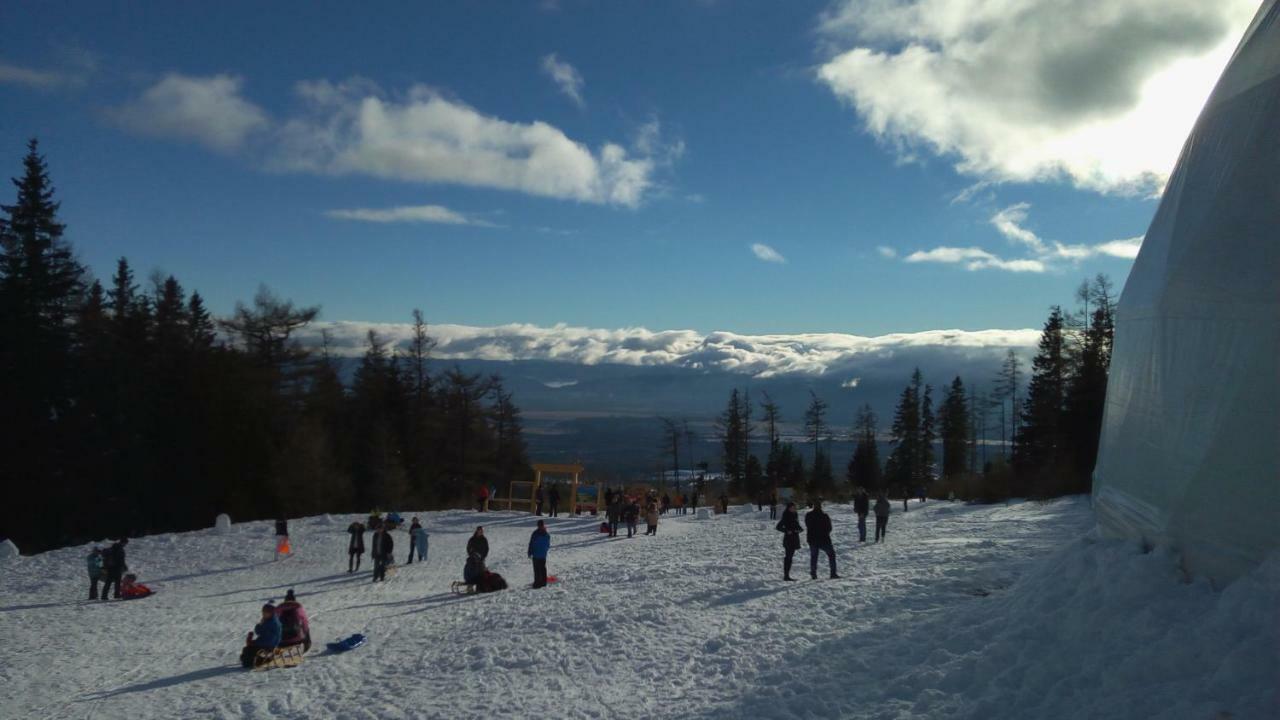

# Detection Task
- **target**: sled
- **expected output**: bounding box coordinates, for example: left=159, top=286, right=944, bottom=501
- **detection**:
left=252, top=644, right=305, bottom=670
left=450, top=581, right=477, bottom=595
left=325, top=633, right=366, bottom=654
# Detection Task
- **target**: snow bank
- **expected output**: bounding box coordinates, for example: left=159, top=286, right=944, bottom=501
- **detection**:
left=213, top=514, right=232, bottom=533
left=0, top=538, right=18, bottom=562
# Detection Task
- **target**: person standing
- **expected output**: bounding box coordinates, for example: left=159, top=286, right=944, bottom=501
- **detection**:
left=606, top=496, right=621, bottom=537
left=645, top=500, right=660, bottom=536
left=528, top=520, right=551, bottom=589
left=274, top=518, right=290, bottom=560
left=691, top=490, right=699, bottom=514
left=719, top=493, right=729, bottom=515
left=902, top=488, right=909, bottom=513
left=347, top=520, right=366, bottom=572
left=467, top=526, right=489, bottom=561
left=535, top=485, right=545, bottom=516
left=769, top=492, right=778, bottom=520
left=86, top=547, right=104, bottom=600
left=854, top=488, right=870, bottom=542
left=101, top=539, right=128, bottom=600
left=875, top=492, right=892, bottom=543
left=775, top=502, right=802, bottom=581
left=407, top=517, right=429, bottom=564
left=371, top=524, right=394, bottom=582
left=477, top=485, right=490, bottom=512
left=804, top=501, right=839, bottom=580
left=548, top=485, right=561, bottom=518
left=624, top=498, right=640, bottom=538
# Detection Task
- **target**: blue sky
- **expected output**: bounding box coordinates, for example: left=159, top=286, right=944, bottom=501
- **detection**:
left=0, top=0, right=1258, bottom=337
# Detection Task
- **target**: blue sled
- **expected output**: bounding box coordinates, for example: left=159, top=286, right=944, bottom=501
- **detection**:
left=326, top=633, right=367, bottom=653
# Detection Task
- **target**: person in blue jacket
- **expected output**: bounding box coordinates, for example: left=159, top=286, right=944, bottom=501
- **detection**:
left=241, top=603, right=282, bottom=668
left=86, top=548, right=104, bottom=600
left=528, top=520, right=551, bottom=588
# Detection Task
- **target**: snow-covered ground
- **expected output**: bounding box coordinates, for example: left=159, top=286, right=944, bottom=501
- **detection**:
left=2, top=498, right=1275, bottom=719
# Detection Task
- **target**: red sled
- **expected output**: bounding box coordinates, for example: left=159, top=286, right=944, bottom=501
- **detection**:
left=599, top=522, right=610, bottom=533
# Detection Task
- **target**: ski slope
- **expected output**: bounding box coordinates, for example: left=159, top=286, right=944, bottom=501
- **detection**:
left=1, top=498, right=1275, bottom=719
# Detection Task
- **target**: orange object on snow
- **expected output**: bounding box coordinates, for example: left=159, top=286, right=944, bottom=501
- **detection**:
left=276, top=537, right=292, bottom=555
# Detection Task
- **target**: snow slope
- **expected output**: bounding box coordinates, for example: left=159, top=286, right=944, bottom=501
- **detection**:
left=1, top=498, right=1275, bottom=719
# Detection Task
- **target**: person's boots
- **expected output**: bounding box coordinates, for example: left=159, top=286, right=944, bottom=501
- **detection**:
left=784, top=557, right=795, bottom=581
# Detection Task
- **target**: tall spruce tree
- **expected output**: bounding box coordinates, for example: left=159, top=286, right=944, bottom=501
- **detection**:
left=939, top=376, right=971, bottom=479
left=886, top=369, right=923, bottom=491
left=847, top=403, right=882, bottom=491
left=0, top=139, right=85, bottom=545
left=718, top=389, right=746, bottom=492
left=1014, top=307, right=1070, bottom=494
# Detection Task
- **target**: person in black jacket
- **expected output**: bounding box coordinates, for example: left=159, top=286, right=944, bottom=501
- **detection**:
left=769, top=492, right=778, bottom=520
left=548, top=485, right=561, bottom=517
left=535, top=485, right=545, bottom=516
left=101, top=539, right=129, bottom=600
left=370, top=525, right=394, bottom=582
left=854, top=488, right=870, bottom=542
left=775, top=502, right=802, bottom=581
left=804, top=501, right=839, bottom=580
left=347, top=521, right=365, bottom=572
left=466, top=527, right=489, bottom=561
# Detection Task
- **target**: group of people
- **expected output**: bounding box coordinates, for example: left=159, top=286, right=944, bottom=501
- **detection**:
left=774, top=488, right=897, bottom=580
left=602, top=491, right=662, bottom=538
left=532, top=484, right=562, bottom=517
left=241, top=588, right=312, bottom=668
left=346, top=514, right=430, bottom=581
left=85, top=539, right=151, bottom=600
left=462, top=521, right=553, bottom=591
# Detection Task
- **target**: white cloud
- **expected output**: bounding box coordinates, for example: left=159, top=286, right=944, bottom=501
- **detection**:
left=112, top=74, right=269, bottom=152
left=541, top=53, right=585, bottom=107
left=990, top=203, right=1046, bottom=252
left=325, top=204, right=496, bottom=227
left=1093, top=236, right=1144, bottom=259
left=273, top=80, right=666, bottom=207
left=897, top=202, right=1146, bottom=272
left=301, top=321, right=1042, bottom=378
left=817, top=0, right=1258, bottom=194
left=905, top=246, right=1047, bottom=273
left=876, top=245, right=897, bottom=259
left=0, top=62, right=72, bottom=89
left=841, top=377, right=861, bottom=388
left=752, top=243, right=787, bottom=263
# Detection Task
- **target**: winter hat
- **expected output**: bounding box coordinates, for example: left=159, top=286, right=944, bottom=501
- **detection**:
left=262, top=603, right=276, bottom=613
left=284, top=589, right=296, bottom=602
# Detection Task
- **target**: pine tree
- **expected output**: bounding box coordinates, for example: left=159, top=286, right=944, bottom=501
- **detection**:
left=759, top=392, right=784, bottom=491
left=847, top=403, right=882, bottom=491
left=0, top=139, right=85, bottom=545
left=186, top=291, right=216, bottom=348
left=1014, top=307, right=1070, bottom=494
left=918, top=383, right=936, bottom=488
left=886, top=369, right=922, bottom=491
left=717, top=389, right=745, bottom=492
left=939, top=376, right=970, bottom=479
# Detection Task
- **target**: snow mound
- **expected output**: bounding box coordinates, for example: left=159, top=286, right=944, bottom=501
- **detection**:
left=0, top=539, right=18, bottom=562
left=213, top=514, right=231, bottom=533
left=315, top=514, right=336, bottom=525
left=696, top=508, right=712, bottom=520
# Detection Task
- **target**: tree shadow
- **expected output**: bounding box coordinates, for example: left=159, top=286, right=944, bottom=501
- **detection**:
left=79, top=665, right=239, bottom=701
left=197, top=571, right=364, bottom=599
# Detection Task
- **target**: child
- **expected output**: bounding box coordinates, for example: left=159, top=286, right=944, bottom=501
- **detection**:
left=241, top=604, right=282, bottom=668
left=87, top=548, right=104, bottom=600
left=120, top=573, right=154, bottom=599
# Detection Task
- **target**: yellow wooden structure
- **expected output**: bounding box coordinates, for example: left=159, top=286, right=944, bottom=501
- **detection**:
left=509, top=462, right=597, bottom=515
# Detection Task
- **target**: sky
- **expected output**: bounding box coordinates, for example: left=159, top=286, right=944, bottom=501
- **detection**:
left=0, top=0, right=1261, bottom=341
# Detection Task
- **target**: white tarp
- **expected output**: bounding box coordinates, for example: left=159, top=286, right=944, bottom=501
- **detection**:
left=1093, top=0, right=1280, bottom=584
